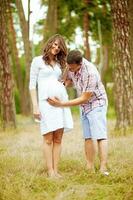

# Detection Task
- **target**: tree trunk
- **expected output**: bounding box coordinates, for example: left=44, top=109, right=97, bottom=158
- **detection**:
left=128, top=0, right=133, bottom=76
left=43, top=0, right=58, bottom=42
left=111, top=0, right=133, bottom=133
left=7, top=1, right=24, bottom=113
left=101, top=44, right=109, bottom=87
left=15, top=0, right=32, bottom=115
left=0, top=0, right=16, bottom=129
left=83, top=0, right=91, bottom=60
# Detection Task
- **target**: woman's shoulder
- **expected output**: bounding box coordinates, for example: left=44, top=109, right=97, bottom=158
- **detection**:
left=32, top=55, right=43, bottom=62
left=56, top=61, right=61, bottom=68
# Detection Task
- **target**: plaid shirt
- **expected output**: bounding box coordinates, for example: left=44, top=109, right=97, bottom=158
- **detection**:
left=68, top=58, right=108, bottom=114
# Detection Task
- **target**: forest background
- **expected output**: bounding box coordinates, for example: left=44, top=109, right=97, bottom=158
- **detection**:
left=0, top=0, right=133, bottom=131
left=0, top=0, right=133, bottom=200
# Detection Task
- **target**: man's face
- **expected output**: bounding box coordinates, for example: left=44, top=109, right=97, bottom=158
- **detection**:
left=67, top=63, right=81, bottom=73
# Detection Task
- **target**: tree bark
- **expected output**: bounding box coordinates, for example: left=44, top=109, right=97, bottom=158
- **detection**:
left=101, top=44, right=109, bottom=87
left=0, top=0, right=16, bottom=129
left=7, top=1, right=24, bottom=113
left=111, top=0, right=133, bottom=132
left=83, top=0, right=91, bottom=60
left=43, top=0, right=58, bottom=43
left=128, top=0, right=133, bottom=76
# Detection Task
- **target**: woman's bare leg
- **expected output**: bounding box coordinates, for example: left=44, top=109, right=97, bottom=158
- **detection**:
left=43, top=132, right=54, bottom=176
left=53, top=128, right=63, bottom=175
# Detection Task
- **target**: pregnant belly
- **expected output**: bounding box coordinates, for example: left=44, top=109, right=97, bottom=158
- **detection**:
left=48, top=81, right=66, bottom=99
left=39, top=79, right=68, bottom=101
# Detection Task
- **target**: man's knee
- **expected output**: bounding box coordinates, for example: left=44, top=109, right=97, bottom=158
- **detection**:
left=85, top=138, right=93, bottom=144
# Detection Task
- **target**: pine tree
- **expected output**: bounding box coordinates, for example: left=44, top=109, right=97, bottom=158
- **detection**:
left=111, top=0, right=133, bottom=132
left=0, top=0, right=16, bottom=129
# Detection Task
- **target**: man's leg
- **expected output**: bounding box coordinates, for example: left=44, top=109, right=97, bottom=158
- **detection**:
left=97, top=139, right=108, bottom=172
left=87, top=106, right=108, bottom=174
left=85, top=138, right=95, bottom=170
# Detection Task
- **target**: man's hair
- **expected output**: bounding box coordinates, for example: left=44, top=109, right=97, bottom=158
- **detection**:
left=67, top=50, right=82, bottom=64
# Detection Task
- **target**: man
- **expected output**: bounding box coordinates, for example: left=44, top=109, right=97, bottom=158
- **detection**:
left=48, top=50, right=109, bottom=175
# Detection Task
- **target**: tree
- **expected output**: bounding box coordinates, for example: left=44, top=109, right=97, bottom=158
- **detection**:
left=89, top=0, right=112, bottom=85
left=82, top=0, right=91, bottom=60
left=41, top=0, right=80, bottom=44
left=0, top=0, right=16, bottom=129
left=7, top=1, right=24, bottom=114
left=111, top=0, right=133, bottom=132
left=15, top=0, right=32, bottom=115
left=128, top=0, right=133, bottom=76
left=43, top=0, right=58, bottom=42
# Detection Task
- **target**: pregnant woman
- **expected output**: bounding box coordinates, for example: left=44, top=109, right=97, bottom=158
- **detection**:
left=29, top=34, right=73, bottom=178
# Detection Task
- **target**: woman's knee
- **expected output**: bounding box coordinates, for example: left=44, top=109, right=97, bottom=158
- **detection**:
left=53, top=136, right=62, bottom=144
left=43, top=132, right=53, bottom=145
left=53, top=129, right=63, bottom=144
left=44, top=139, right=53, bottom=145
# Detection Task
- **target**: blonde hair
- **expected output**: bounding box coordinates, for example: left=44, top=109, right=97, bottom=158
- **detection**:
left=43, top=34, right=67, bottom=68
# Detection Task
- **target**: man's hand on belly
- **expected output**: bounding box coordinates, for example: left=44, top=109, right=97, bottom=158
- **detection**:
left=47, top=97, right=62, bottom=107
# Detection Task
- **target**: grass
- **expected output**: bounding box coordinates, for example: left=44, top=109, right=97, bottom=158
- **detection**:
left=0, top=115, right=133, bottom=200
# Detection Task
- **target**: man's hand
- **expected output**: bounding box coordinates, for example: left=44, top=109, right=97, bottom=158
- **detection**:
left=47, top=97, right=63, bottom=107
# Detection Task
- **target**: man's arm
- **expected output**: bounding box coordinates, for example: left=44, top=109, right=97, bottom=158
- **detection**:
left=47, top=92, right=92, bottom=107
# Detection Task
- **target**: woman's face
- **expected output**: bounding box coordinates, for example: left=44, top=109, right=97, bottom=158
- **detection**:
left=50, top=39, right=61, bottom=55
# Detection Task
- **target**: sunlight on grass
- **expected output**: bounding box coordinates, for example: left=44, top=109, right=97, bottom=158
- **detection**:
left=0, top=115, right=133, bottom=200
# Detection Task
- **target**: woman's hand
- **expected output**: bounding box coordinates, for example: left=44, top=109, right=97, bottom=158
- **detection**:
left=60, top=79, right=73, bottom=87
left=47, top=97, right=63, bottom=107
left=64, top=79, right=73, bottom=87
left=33, top=105, right=41, bottom=120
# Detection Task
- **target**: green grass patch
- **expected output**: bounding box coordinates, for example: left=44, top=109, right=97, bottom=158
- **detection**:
left=107, top=106, right=116, bottom=120
left=0, top=117, right=133, bottom=200
left=71, top=106, right=80, bottom=115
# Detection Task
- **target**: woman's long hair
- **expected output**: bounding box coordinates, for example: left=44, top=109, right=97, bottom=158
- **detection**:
left=42, top=34, right=67, bottom=68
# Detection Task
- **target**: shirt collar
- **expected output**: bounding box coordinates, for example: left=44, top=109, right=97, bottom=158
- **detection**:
left=74, top=62, right=83, bottom=77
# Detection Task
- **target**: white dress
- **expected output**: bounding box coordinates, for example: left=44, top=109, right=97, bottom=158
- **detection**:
left=29, top=56, right=73, bottom=135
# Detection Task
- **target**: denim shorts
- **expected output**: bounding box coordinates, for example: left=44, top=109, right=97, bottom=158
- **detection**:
left=81, top=106, right=107, bottom=140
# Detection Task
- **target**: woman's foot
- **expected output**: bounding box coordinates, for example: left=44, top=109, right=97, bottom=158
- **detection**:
left=86, top=164, right=95, bottom=173
left=47, top=170, right=55, bottom=178
left=54, top=172, right=63, bottom=178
